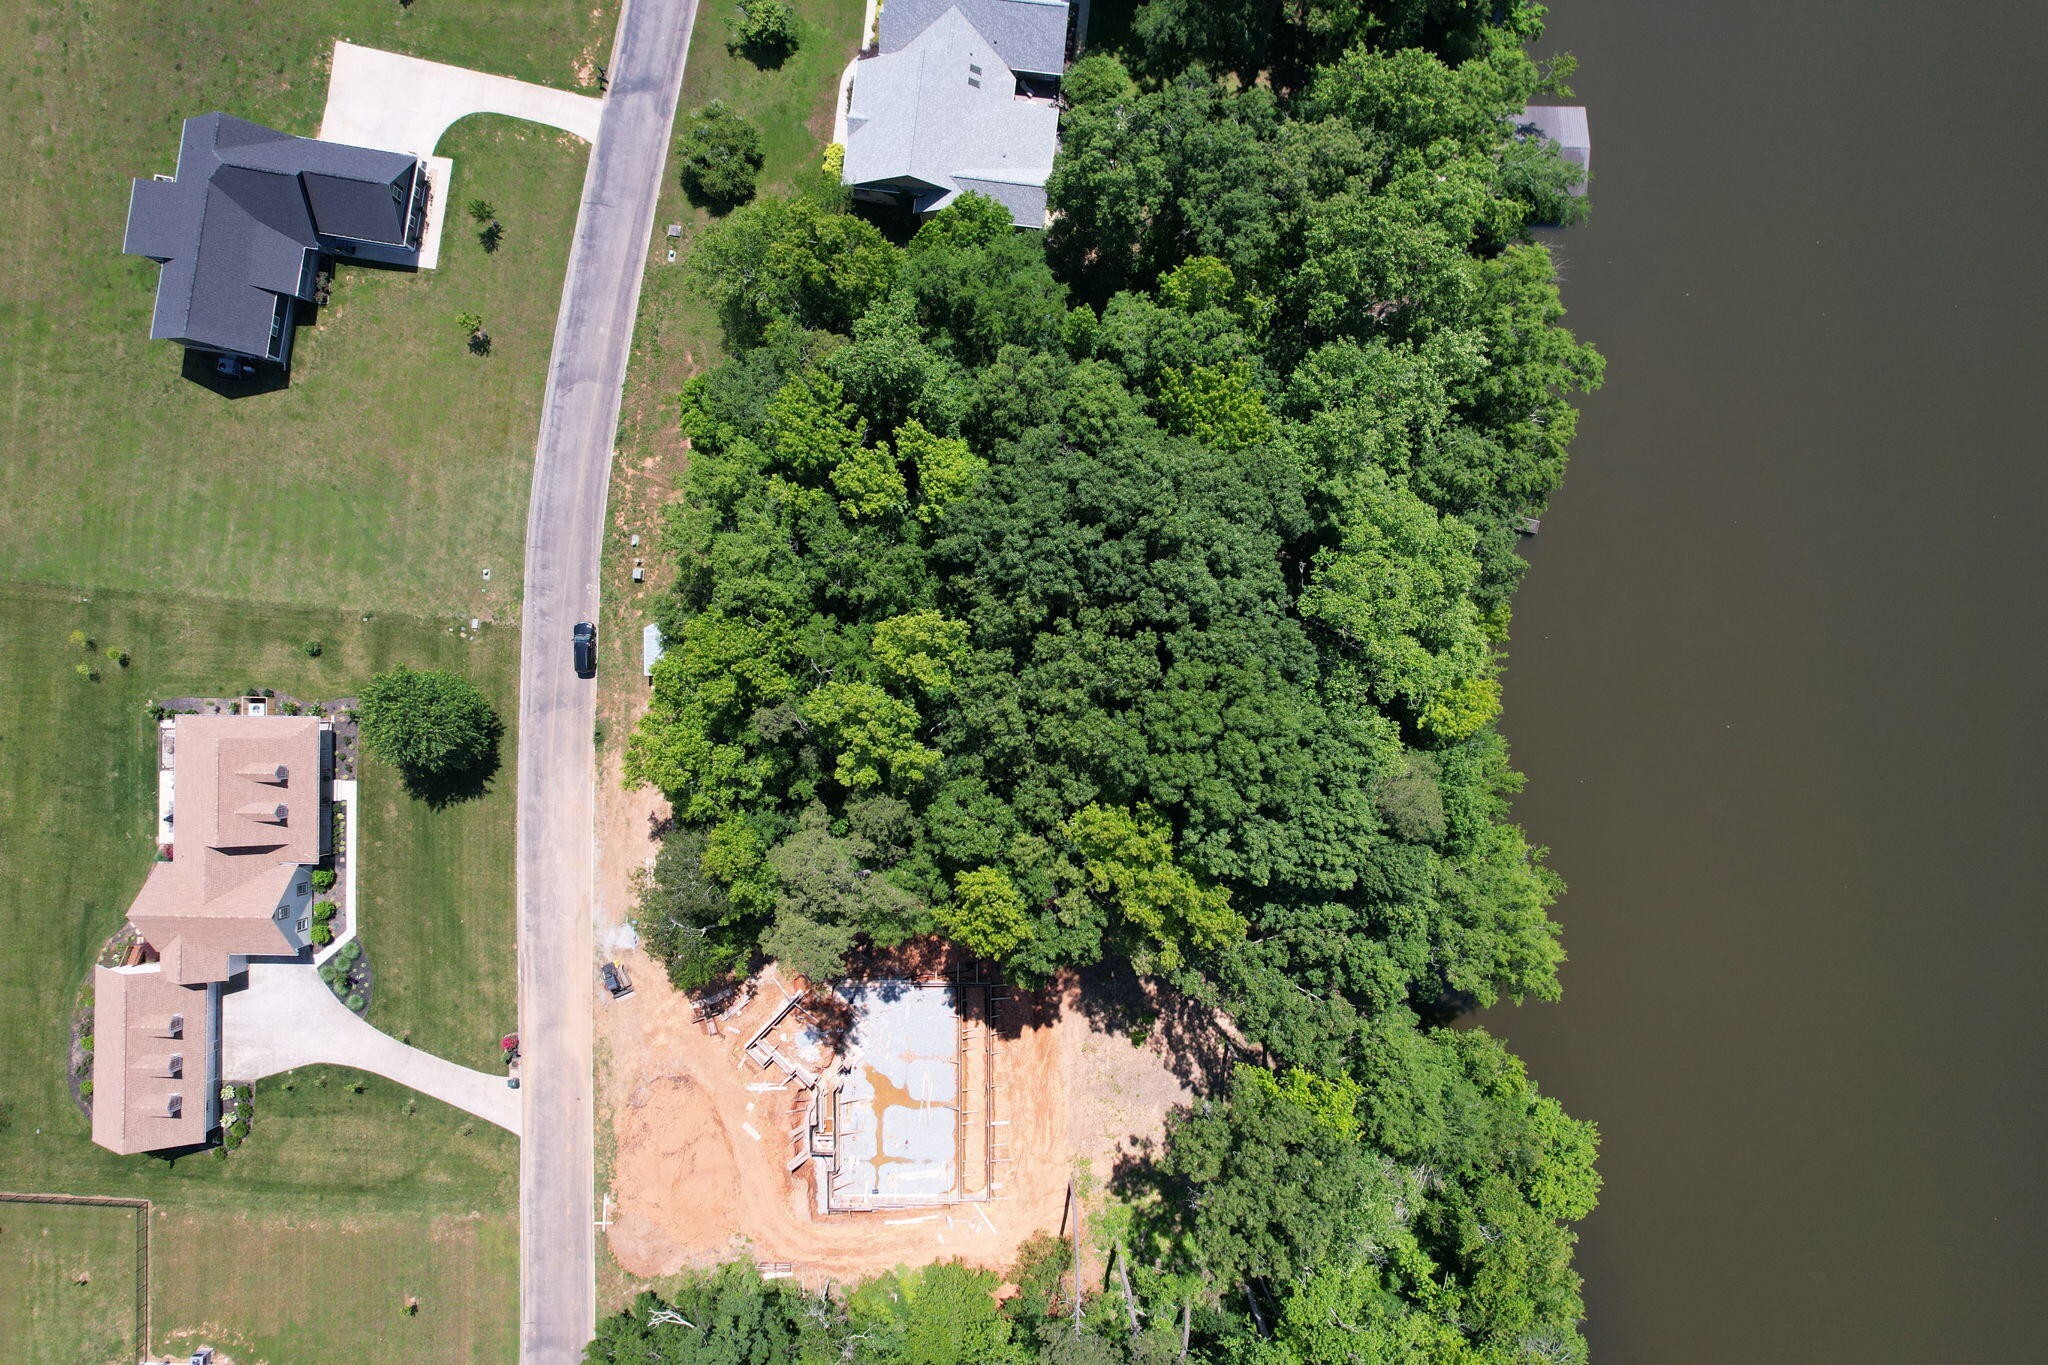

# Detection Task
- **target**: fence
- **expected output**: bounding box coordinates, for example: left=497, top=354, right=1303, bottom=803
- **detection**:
left=0, top=1190, right=151, bottom=1360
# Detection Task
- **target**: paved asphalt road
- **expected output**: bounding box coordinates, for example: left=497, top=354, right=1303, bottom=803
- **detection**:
left=516, top=0, right=696, bottom=1359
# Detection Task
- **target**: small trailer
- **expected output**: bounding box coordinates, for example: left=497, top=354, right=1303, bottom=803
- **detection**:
left=601, top=961, right=633, bottom=999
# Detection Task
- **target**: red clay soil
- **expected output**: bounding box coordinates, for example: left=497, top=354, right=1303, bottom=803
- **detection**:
left=598, top=950, right=1234, bottom=1288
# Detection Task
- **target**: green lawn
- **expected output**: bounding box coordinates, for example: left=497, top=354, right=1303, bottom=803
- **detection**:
left=154, top=1201, right=519, bottom=1363
left=147, top=1070, right=518, bottom=1362
left=0, top=1200, right=139, bottom=1365
left=614, top=0, right=861, bottom=457
left=0, top=3, right=619, bottom=1357
left=357, top=626, right=522, bottom=1071
left=0, top=2, right=608, bottom=619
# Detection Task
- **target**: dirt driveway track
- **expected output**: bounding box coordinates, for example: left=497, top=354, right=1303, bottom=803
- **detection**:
left=515, top=0, right=697, bottom=1359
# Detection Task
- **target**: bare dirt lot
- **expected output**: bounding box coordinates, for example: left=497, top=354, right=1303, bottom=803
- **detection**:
left=597, top=942, right=1244, bottom=1290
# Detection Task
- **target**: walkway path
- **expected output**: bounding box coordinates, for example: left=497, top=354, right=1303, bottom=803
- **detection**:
left=513, top=0, right=698, bottom=1360
left=221, top=960, right=521, bottom=1134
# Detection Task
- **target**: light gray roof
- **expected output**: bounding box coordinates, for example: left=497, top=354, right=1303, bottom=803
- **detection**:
left=844, top=6, right=1060, bottom=228
left=123, top=113, right=421, bottom=357
left=1516, top=104, right=1592, bottom=185
left=878, top=0, right=1069, bottom=77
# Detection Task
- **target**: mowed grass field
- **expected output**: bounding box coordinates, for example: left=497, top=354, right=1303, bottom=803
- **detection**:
left=0, top=1, right=617, bottom=1358
left=154, top=1204, right=519, bottom=1363
left=148, top=1074, right=518, bottom=1364
left=0, top=1, right=609, bottom=620
left=0, top=1201, right=140, bottom=1365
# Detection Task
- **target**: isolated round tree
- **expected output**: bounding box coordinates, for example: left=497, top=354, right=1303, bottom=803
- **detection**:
left=731, top=0, right=799, bottom=65
left=357, top=666, right=497, bottom=778
left=678, top=101, right=765, bottom=212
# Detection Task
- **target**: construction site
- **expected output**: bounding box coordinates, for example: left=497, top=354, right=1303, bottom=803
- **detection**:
left=598, top=935, right=1228, bottom=1288
left=699, top=965, right=1015, bottom=1218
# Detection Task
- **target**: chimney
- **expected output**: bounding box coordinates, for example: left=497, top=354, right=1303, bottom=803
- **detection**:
left=238, top=762, right=289, bottom=784
left=237, top=801, right=289, bottom=824
left=165, top=1093, right=182, bottom=1118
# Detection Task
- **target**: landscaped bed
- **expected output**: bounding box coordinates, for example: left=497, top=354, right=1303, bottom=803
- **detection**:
left=321, top=938, right=375, bottom=1015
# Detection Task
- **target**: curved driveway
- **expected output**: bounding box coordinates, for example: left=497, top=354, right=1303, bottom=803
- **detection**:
left=321, top=40, right=606, bottom=151
left=515, top=0, right=698, bottom=1360
left=222, top=961, right=521, bottom=1133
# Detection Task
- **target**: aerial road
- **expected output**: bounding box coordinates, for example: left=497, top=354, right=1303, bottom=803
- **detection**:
left=515, top=0, right=697, bottom=1359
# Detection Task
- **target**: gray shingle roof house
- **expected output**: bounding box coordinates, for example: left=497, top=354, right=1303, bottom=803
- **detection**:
left=844, top=0, right=1069, bottom=228
left=123, top=113, right=428, bottom=367
left=877, top=0, right=1069, bottom=77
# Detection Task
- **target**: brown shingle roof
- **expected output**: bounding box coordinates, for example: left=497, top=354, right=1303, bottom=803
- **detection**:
left=129, top=715, right=323, bottom=985
left=91, top=966, right=214, bottom=1155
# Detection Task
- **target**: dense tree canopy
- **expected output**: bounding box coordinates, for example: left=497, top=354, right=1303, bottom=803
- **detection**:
left=624, top=2, right=1601, bottom=1357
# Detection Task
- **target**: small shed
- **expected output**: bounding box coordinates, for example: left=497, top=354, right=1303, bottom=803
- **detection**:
left=643, top=623, right=665, bottom=681
left=1517, top=105, right=1591, bottom=190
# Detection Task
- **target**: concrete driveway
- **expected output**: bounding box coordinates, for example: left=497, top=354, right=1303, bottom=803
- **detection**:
left=320, top=40, right=603, bottom=153
left=222, top=959, right=521, bottom=1134
left=513, top=0, right=697, bottom=1358
left=317, top=41, right=606, bottom=271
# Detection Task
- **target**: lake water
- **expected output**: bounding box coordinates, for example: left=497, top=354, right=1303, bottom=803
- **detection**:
left=1488, top=1, right=2048, bottom=1358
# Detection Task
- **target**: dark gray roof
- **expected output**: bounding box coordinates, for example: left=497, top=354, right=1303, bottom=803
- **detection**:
left=123, top=113, right=421, bottom=357
left=878, top=0, right=1069, bottom=77
left=844, top=6, right=1060, bottom=228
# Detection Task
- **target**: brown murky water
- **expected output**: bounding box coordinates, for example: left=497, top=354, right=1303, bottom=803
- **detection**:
left=1487, top=2, right=2048, bottom=1358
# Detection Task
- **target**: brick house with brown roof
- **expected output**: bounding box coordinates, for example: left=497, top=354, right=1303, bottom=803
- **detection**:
left=92, top=714, right=330, bottom=1155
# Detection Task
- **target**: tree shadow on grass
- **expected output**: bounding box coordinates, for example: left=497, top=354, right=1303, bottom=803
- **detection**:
left=680, top=178, right=758, bottom=216
left=729, top=38, right=794, bottom=72
left=396, top=725, right=504, bottom=810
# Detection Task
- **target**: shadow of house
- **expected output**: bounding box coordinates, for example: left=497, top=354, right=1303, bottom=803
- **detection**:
left=123, top=113, right=429, bottom=375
